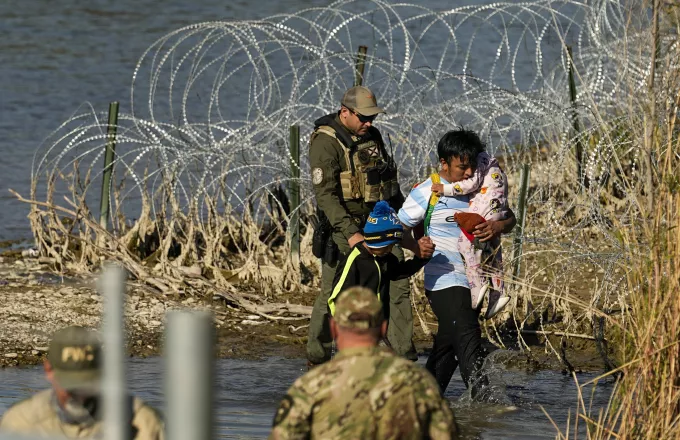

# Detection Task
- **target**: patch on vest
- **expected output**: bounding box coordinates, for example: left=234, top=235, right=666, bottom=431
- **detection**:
left=273, top=395, right=294, bottom=426
left=312, top=167, right=324, bottom=185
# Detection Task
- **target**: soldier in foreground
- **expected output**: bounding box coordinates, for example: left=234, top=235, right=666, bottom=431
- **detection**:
left=0, top=326, right=164, bottom=439
left=270, top=287, right=459, bottom=440
left=308, top=85, right=435, bottom=366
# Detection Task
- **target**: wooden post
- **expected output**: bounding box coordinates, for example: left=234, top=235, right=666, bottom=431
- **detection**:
left=354, top=45, right=368, bottom=86
left=567, top=46, right=585, bottom=187
left=512, top=164, right=531, bottom=280
left=289, top=125, right=300, bottom=267
left=99, top=102, right=119, bottom=231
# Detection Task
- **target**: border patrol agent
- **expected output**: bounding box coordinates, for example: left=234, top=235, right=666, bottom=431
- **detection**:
left=0, top=326, right=164, bottom=439
left=270, top=287, right=459, bottom=440
left=307, top=85, right=418, bottom=366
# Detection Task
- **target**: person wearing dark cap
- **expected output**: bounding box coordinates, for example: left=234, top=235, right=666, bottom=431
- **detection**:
left=307, top=85, right=435, bottom=367
left=270, top=286, right=458, bottom=440
left=327, top=201, right=432, bottom=323
left=0, top=326, right=164, bottom=439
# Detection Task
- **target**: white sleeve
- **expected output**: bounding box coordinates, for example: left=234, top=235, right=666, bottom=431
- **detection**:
left=442, top=184, right=455, bottom=197
left=397, top=185, right=429, bottom=227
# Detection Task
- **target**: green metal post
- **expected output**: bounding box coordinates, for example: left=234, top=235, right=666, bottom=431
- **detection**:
left=99, top=102, right=119, bottom=231
left=289, top=125, right=300, bottom=266
left=512, top=164, right=531, bottom=280
left=567, top=46, right=585, bottom=187
left=354, top=45, right=368, bottom=86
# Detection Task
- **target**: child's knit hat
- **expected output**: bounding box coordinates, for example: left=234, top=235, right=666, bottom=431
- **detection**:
left=363, top=201, right=403, bottom=248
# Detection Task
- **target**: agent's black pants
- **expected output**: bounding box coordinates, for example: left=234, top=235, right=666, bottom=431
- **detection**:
left=425, top=286, right=489, bottom=398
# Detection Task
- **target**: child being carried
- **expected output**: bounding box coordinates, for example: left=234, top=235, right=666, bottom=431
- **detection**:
left=431, top=151, right=510, bottom=319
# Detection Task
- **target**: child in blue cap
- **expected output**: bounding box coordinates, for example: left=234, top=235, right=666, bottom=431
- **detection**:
left=327, top=201, right=433, bottom=319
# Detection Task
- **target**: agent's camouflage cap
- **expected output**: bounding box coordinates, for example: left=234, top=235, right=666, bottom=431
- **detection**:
left=341, top=86, right=385, bottom=116
left=47, top=326, right=102, bottom=392
left=334, top=286, right=384, bottom=330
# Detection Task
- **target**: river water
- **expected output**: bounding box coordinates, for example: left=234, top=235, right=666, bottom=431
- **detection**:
left=0, top=356, right=613, bottom=439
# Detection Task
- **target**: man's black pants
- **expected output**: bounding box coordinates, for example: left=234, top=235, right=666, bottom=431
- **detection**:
left=425, top=285, right=488, bottom=398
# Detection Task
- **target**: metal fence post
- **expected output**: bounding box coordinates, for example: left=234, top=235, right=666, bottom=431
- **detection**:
left=99, top=101, right=120, bottom=231
left=512, top=164, right=531, bottom=280
left=100, top=264, right=129, bottom=440
left=567, top=47, right=585, bottom=187
left=354, top=45, right=368, bottom=86
left=289, top=125, right=300, bottom=267
left=166, top=311, right=215, bottom=440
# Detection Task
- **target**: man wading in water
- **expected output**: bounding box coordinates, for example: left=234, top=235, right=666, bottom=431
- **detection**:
left=398, top=129, right=516, bottom=398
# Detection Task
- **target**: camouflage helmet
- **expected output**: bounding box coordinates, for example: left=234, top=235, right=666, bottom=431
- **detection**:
left=333, top=286, right=384, bottom=330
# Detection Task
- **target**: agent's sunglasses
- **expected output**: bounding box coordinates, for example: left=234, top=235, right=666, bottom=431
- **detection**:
left=350, top=109, right=377, bottom=124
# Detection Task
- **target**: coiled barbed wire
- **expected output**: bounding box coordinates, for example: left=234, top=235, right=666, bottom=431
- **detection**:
left=28, top=0, right=675, bottom=305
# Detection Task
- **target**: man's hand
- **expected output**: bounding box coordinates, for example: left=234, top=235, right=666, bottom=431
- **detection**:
left=348, top=232, right=364, bottom=248
left=431, top=183, right=444, bottom=195
left=472, top=221, right=504, bottom=242
left=473, top=209, right=518, bottom=242
left=415, top=236, right=436, bottom=259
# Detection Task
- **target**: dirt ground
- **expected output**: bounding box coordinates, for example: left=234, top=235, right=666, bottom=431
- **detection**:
left=0, top=252, right=310, bottom=367
left=0, top=251, right=608, bottom=374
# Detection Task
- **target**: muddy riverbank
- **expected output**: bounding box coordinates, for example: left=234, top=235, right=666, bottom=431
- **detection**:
left=0, top=251, right=608, bottom=374
left=0, top=251, right=311, bottom=367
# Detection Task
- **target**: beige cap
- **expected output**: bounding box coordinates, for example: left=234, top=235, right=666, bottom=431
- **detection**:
left=341, top=86, right=385, bottom=116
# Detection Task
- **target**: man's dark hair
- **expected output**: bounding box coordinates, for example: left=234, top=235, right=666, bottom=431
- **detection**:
left=436, top=128, right=486, bottom=164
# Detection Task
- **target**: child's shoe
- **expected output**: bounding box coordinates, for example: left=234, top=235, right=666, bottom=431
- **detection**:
left=472, top=282, right=489, bottom=310
left=485, top=290, right=510, bottom=319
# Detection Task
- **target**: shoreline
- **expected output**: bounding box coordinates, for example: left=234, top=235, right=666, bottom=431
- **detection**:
left=0, top=254, right=310, bottom=368
left=0, top=253, right=607, bottom=374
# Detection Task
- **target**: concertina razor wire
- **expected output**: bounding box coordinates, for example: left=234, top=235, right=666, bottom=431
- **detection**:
left=25, top=0, right=676, bottom=312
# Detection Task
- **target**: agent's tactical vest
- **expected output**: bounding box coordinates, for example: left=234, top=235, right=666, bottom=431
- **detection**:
left=312, top=115, right=399, bottom=203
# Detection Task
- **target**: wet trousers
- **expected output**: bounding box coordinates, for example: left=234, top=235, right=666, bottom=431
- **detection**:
left=306, top=241, right=416, bottom=364
left=425, top=285, right=489, bottom=398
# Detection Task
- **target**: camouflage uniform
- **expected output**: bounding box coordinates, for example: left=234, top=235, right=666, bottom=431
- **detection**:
left=307, top=86, right=415, bottom=364
left=271, top=287, right=458, bottom=440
